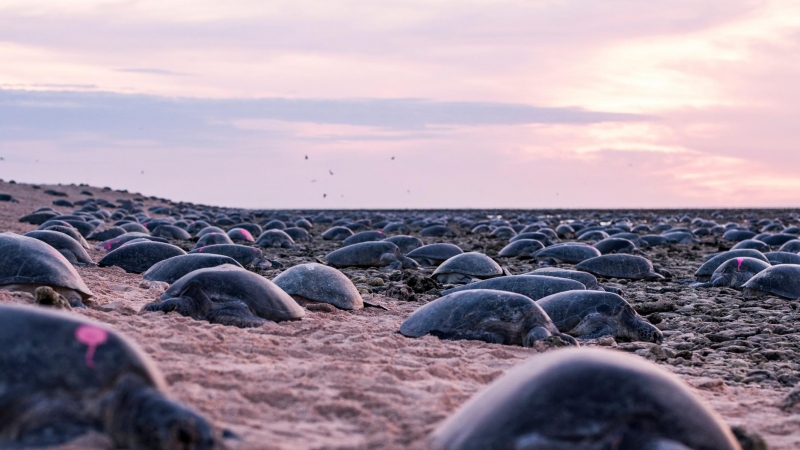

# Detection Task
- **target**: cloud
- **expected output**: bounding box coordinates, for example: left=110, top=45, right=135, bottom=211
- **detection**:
left=116, top=68, right=188, bottom=76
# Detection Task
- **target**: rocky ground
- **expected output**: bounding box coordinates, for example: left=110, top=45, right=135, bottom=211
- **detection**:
left=0, top=179, right=799, bottom=449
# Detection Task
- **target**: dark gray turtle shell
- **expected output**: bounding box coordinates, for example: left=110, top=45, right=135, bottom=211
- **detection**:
left=497, top=239, right=544, bottom=259
left=778, top=239, right=800, bottom=253
left=194, top=232, right=234, bottom=249
left=593, top=237, right=636, bottom=255
left=407, top=243, right=463, bottom=266
left=195, top=226, right=225, bottom=237
left=382, top=222, right=410, bottom=234
left=87, top=227, right=127, bottom=241
left=343, top=230, right=385, bottom=246
left=442, top=275, right=585, bottom=300
left=432, top=252, right=503, bottom=283
left=98, top=241, right=186, bottom=274
left=575, top=254, right=663, bottom=280
left=283, top=227, right=311, bottom=242
left=661, top=230, right=696, bottom=244
left=639, top=234, right=670, bottom=246
left=489, top=226, right=516, bottom=239
left=760, top=233, right=797, bottom=247
left=704, top=257, right=770, bottom=288
left=382, top=235, right=423, bottom=254
left=0, top=305, right=216, bottom=449
left=19, top=211, right=58, bottom=225
left=743, top=264, right=800, bottom=299
left=23, top=230, right=94, bottom=266
left=764, top=251, right=800, bottom=265
left=694, top=249, right=768, bottom=282
left=577, top=230, right=609, bottom=241
left=95, top=234, right=168, bottom=252
left=537, top=291, right=662, bottom=343
left=255, top=230, right=294, bottom=248
left=262, top=219, right=287, bottom=230
left=322, top=226, right=354, bottom=241
left=143, top=253, right=243, bottom=284
left=510, top=232, right=554, bottom=246
left=230, top=222, right=263, bottom=237
left=419, top=225, right=456, bottom=237
left=42, top=225, right=91, bottom=249
left=533, top=243, right=600, bottom=264
left=325, top=241, right=416, bottom=269
left=731, top=239, right=770, bottom=252
left=154, top=265, right=304, bottom=322
left=152, top=225, right=192, bottom=240
left=119, top=222, right=149, bottom=234
left=0, top=232, right=93, bottom=303
left=525, top=267, right=600, bottom=290
left=226, top=228, right=255, bottom=243
left=430, top=348, right=739, bottom=450
left=189, top=244, right=264, bottom=267
left=273, top=263, right=363, bottom=310
left=723, top=229, right=756, bottom=242
left=399, top=289, right=574, bottom=347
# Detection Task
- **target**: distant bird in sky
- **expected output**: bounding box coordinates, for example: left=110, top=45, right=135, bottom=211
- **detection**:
left=329, top=170, right=334, bottom=175
left=323, top=193, right=327, bottom=198
left=391, top=156, right=395, bottom=160
left=407, top=190, right=410, bottom=193
left=0, top=157, right=4, bottom=161
left=141, top=170, right=144, bottom=175
left=305, top=155, right=308, bottom=160
left=311, top=179, right=316, bottom=183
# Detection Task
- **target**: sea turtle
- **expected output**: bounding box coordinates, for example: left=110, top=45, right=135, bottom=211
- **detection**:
left=0, top=304, right=217, bottom=449
left=19, top=210, right=59, bottom=225
left=742, top=264, right=800, bottom=300
left=661, top=230, right=697, bottom=244
left=694, top=257, right=770, bottom=288
left=382, top=222, right=410, bottom=234
left=96, top=234, right=168, bottom=252
left=343, top=230, right=385, bottom=246
left=143, top=254, right=243, bottom=284
left=407, top=243, right=463, bottom=267
left=283, top=227, right=312, bottom=242
left=489, top=226, right=517, bottom=239
left=23, top=230, right=94, bottom=266
left=577, top=230, right=610, bottom=242
left=575, top=255, right=664, bottom=280
left=186, top=221, right=211, bottom=235
left=189, top=244, right=264, bottom=267
left=731, top=239, right=770, bottom=252
left=195, top=226, right=226, bottom=237
left=419, top=225, right=456, bottom=237
left=760, top=233, right=797, bottom=247
left=533, top=243, right=601, bottom=264
left=193, top=232, right=234, bottom=249
left=42, top=225, right=91, bottom=249
left=87, top=227, right=127, bottom=241
left=537, top=290, right=663, bottom=342
left=694, top=249, right=769, bottom=282
left=294, top=219, right=313, bottom=230
left=0, top=233, right=93, bottom=308
left=778, top=239, right=800, bottom=253
left=723, top=229, right=757, bottom=242
left=441, top=275, right=585, bottom=300
left=98, top=241, right=186, bottom=274
left=142, top=265, right=304, bottom=326
left=324, top=241, right=418, bottom=269
left=430, top=348, right=740, bottom=450
left=525, top=267, right=601, bottom=290
left=255, top=230, right=294, bottom=248
left=432, top=252, right=503, bottom=284
left=497, top=239, right=545, bottom=259
left=639, top=234, right=670, bottom=247
left=273, top=263, right=363, bottom=310
left=383, top=235, right=423, bottom=254
left=764, top=251, right=800, bottom=265
left=230, top=222, right=263, bottom=237
left=262, top=219, right=287, bottom=230
left=119, top=222, right=149, bottom=234
left=593, top=237, right=637, bottom=255
left=152, top=225, right=192, bottom=240
left=322, top=226, right=354, bottom=241
left=555, top=224, right=575, bottom=238
left=510, top=232, right=554, bottom=246
left=226, top=228, right=255, bottom=243
left=399, top=289, right=577, bottom=347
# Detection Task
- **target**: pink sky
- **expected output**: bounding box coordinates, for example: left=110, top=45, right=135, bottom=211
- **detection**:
left=1, top=0, right=799, bottom=208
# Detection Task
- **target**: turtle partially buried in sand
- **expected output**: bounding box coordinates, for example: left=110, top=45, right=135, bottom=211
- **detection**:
left=325, top=241, right=418, bottom=269
left=0, top=304, right=217, bottom=449
left=273, top=263, right=364, bottom=310
left=431, top=252, right=503, bottom=284
left=400, top=289, right=577, bottom=347
left=536, top=290, right=663, bottom=343
left=693, top=257, right=771, bottom=289
left=143, top=265, right=304, bottom=327
left=0, top=232, right=93, bottom=308
left=430, top=348, right=740, bottom=450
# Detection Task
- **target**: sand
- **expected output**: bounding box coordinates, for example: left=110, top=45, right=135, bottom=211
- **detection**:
left=0, top=180, right=799, bottom=449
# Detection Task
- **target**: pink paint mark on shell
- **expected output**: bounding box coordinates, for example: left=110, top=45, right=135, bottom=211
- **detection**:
left=736, top=258, right=744, bottom=271
left=242, top=230, right=253, bottom=240
left=75, top=325, right=108, bottom=368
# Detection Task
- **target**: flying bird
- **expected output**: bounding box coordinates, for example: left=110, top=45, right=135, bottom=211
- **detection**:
left=323, top=193, right=327, bottom=198
left=311, top=179, right=317, bottom=183
left=329, top=170, right=334, bottom=175
left=391, top=156, right=395, bottom=160
left=305, top=155, right=308, bottom=160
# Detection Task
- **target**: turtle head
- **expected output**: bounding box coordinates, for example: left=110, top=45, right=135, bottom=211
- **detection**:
left=625, top=312, right=663, bottom=344
left=130, top=391, right=218, bottom=450
left=523, top=326, right=552, bottom=347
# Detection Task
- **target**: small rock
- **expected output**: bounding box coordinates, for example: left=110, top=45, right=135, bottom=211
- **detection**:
left=367, top=277, right=385, bottom=287
left=689, top=377, right=727, bottom=393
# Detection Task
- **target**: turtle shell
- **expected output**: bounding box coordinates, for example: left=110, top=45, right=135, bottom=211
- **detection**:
left=162, top=265, right=304, bottom=322
left=143, top=253, right=243, bottom=284
left=189, top=244, right=264, bottom=267
left=273, top=263, right=363, bottom=310
left=743, top=264, right=800, bottom=299
left=322, top=226, right=354, bottom=241
left=324, top=241, right=401, bottom=268
left=525, top=268, right=600, bottom=290
left=0, top=232, right=93, bottom=299
left=407, top=243, right=463, bottom=263
left=255, top=230, right=294, bottom=248
left=23, top=230, right=94, bottom=266
left=382, top=235, right=423, bottom=254
left=98, top=241, right=186, bottom=274
left=694, top=249, right=768, bottom=282
left=433, top=252, right=503, bottom=279
left=533, top=243, right=600, bottom=264
left=442, top=275, right=585, bottom=300
left=498, top=239, right=544, bottom=259
left=575, top=255, right=662, bottom=280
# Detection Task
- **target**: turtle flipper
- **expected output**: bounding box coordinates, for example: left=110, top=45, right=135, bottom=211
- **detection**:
left=207, top=302, right=267, bottom=328
left=570, top=313, right=616, bottom=340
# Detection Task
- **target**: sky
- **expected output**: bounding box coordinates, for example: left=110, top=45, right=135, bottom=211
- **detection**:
left=1, top=0, right=799, bottom=209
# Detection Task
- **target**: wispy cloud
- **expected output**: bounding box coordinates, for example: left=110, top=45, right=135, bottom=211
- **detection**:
left=116, top=68, right=189, bottom=76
